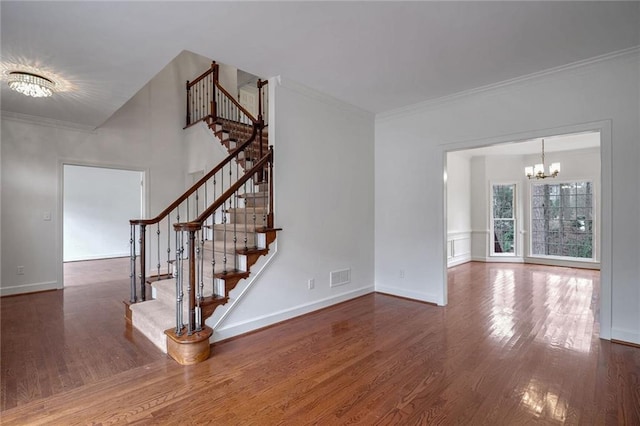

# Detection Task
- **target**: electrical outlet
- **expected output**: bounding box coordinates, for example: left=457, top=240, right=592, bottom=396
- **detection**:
left=308, top=278, right=315, bottom=290
left=17, top=266, right=25, bottom=275
left=399, top=269, right=405, bottom=279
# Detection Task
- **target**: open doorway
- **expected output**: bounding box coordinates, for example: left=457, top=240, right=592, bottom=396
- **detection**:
left=444, top=129, right=605, bottom=341
left=63, top=164, right=144, bottom=287
left=445, top=131, right=601, bottom=269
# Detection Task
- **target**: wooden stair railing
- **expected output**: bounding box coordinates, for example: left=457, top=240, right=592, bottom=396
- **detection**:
left=186, top=61, right=269, bottom=179
left=129, top=63, right=269, bottom=304
left=128, top=62, right=278, bottom=364
left=168, top=148, right=276, bottom=352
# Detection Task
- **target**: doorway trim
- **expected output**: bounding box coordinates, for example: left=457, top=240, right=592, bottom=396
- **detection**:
left=57, top=159, right=149, bottom=289
left=442, top=119, right=612, bottom=340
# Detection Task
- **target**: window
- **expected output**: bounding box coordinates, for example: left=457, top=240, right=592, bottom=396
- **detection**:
left=491, top=184, right=516, bottom=255
left=530, top=181, right=593, bottom=259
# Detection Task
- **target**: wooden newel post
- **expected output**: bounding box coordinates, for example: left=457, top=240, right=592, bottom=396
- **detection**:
left=257, top=79, right=266, bottom=182
left=211, top=62, right=218, bottom=121
left=268, top=148, right=274, bottom=228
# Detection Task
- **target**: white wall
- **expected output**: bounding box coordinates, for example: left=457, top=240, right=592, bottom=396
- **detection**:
left=446, top=152, right=471, bottom=266
left=218, top=63, right=238, bottom=97
left=211, top=77, right=376, bottom=340
left=0, top=50, right=212, bottom=295
left=64, top=165, right=142, bottom=261
left=375, top=50, right=640, bottom=344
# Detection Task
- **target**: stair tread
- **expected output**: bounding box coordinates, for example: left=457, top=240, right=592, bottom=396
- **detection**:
left=214, top=270, right=250, bottom=280
left=238, top=192, right=268, bottom=199
left=209, top=223, right=262, bottom=231
left=202, top=239, right=259, bottom=252
left=227, top=206, right=268, bottom=212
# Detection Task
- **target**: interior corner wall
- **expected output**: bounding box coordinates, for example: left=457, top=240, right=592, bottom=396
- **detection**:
left=375, top=51, right=640, bottom=344
left=217, top=63, right=238, bottom=97
left=212, top=78, right=376, bottom=340
left=446, top=153, right=471, bottom=266
left=470, top=156, right=489, bottom=259
left=0, top=50, right=212, bottom=296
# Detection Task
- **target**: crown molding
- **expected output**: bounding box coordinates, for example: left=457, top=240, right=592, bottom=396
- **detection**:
left=377, top=46, right=640, bottom=123
left=275, top=76, right=374, bottom=121
left=0, top=110, right=97, bottom=133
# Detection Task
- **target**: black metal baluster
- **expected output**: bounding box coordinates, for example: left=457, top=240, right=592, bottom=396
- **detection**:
left=130, top=225, right=137, bottom=303
left=156, top=224, right=161, bottom=280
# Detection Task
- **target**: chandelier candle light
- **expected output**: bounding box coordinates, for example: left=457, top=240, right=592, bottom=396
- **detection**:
left=7, top=71, right=56, bottom=97
left=525, top=139, right=560, bottom=179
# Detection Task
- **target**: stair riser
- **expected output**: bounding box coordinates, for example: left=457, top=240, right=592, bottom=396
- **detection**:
left=243, top=196, right=268, bottom=208
left=212, top=229, right=256, bottom=245
left=178, top=252, right=240, bottom=279
left=226, top=207, right=268, bottom=225
left=154, top=279, right=223, bottom=306
left=228, top=212, right=268, bottom=225
left=154, top=269, right=238, bottom=302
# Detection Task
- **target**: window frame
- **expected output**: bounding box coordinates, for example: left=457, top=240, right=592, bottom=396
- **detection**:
left=528, top=179, right=596, bottom=262
left=489, top=181, right=518, bottom=257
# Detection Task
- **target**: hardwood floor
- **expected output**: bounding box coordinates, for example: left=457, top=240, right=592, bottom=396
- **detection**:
left=63, top=257, right=131, bottom=286
left=1, top=258, right=166, bottom=410
left=1, top=262, right=639, bottom=424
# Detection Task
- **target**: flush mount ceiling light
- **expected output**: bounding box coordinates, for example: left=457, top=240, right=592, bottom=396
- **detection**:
left=7, top=71, right=56, bottom=97
left=525, top=139, right=561, bottom=180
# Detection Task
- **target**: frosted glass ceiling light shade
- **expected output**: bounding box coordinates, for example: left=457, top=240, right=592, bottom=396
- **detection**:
left=7, top=71, right=55, bottom=97
left=524, top=139, right=560, bottom=179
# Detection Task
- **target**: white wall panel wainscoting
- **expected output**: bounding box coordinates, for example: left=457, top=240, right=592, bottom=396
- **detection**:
left=447, top=231, right=471, bottom=267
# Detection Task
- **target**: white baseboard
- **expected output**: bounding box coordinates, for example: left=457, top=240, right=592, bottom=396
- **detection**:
left=211, top=285, right=375, bottom=342
left=524, top=257, right=600, bottom=270
left=1, top=281, right=59, bottom=296
left=375, top=285, right=443, bottom=306
left=447, top=254, right=471, bottom=268
left=611, top=328, right=640, bottom=346
left=471, top=256, right=524, bottom=264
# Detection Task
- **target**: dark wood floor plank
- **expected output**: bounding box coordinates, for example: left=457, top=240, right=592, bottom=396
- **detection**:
left=1, top=261, right=639, bottom=424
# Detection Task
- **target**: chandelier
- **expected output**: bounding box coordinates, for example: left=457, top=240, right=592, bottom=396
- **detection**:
left=525, top=139, right=560, bottom=179
left=7, top=71, right=56, bottom=98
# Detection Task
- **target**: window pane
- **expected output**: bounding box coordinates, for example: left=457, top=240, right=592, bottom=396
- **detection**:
left=494, top=219, right=515, bottom=253
left=492, top=184, right=516, bottom=256
left=493, top=185, right=514, bottom=219
left=530, top=181, right=593, bottom=259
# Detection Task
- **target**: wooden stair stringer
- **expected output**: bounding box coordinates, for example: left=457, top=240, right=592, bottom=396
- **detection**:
left=204, top=232, right=280, bottom=337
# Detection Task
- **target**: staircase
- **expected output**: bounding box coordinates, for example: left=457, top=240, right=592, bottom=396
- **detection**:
left=127, top=62, right=279, bottom=364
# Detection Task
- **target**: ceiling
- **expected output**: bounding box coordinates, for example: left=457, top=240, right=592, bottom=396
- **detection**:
left=1, top=1, right=639, bottom=128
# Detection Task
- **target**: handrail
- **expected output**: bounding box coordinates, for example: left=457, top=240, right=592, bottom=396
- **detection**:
left=174, top=147, right=273, bottom=231
left=130, top=122, right=258, bottom=226
left=214, top=80, right=258, bottom=124
left=187, top=62, right=217, bottom=88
